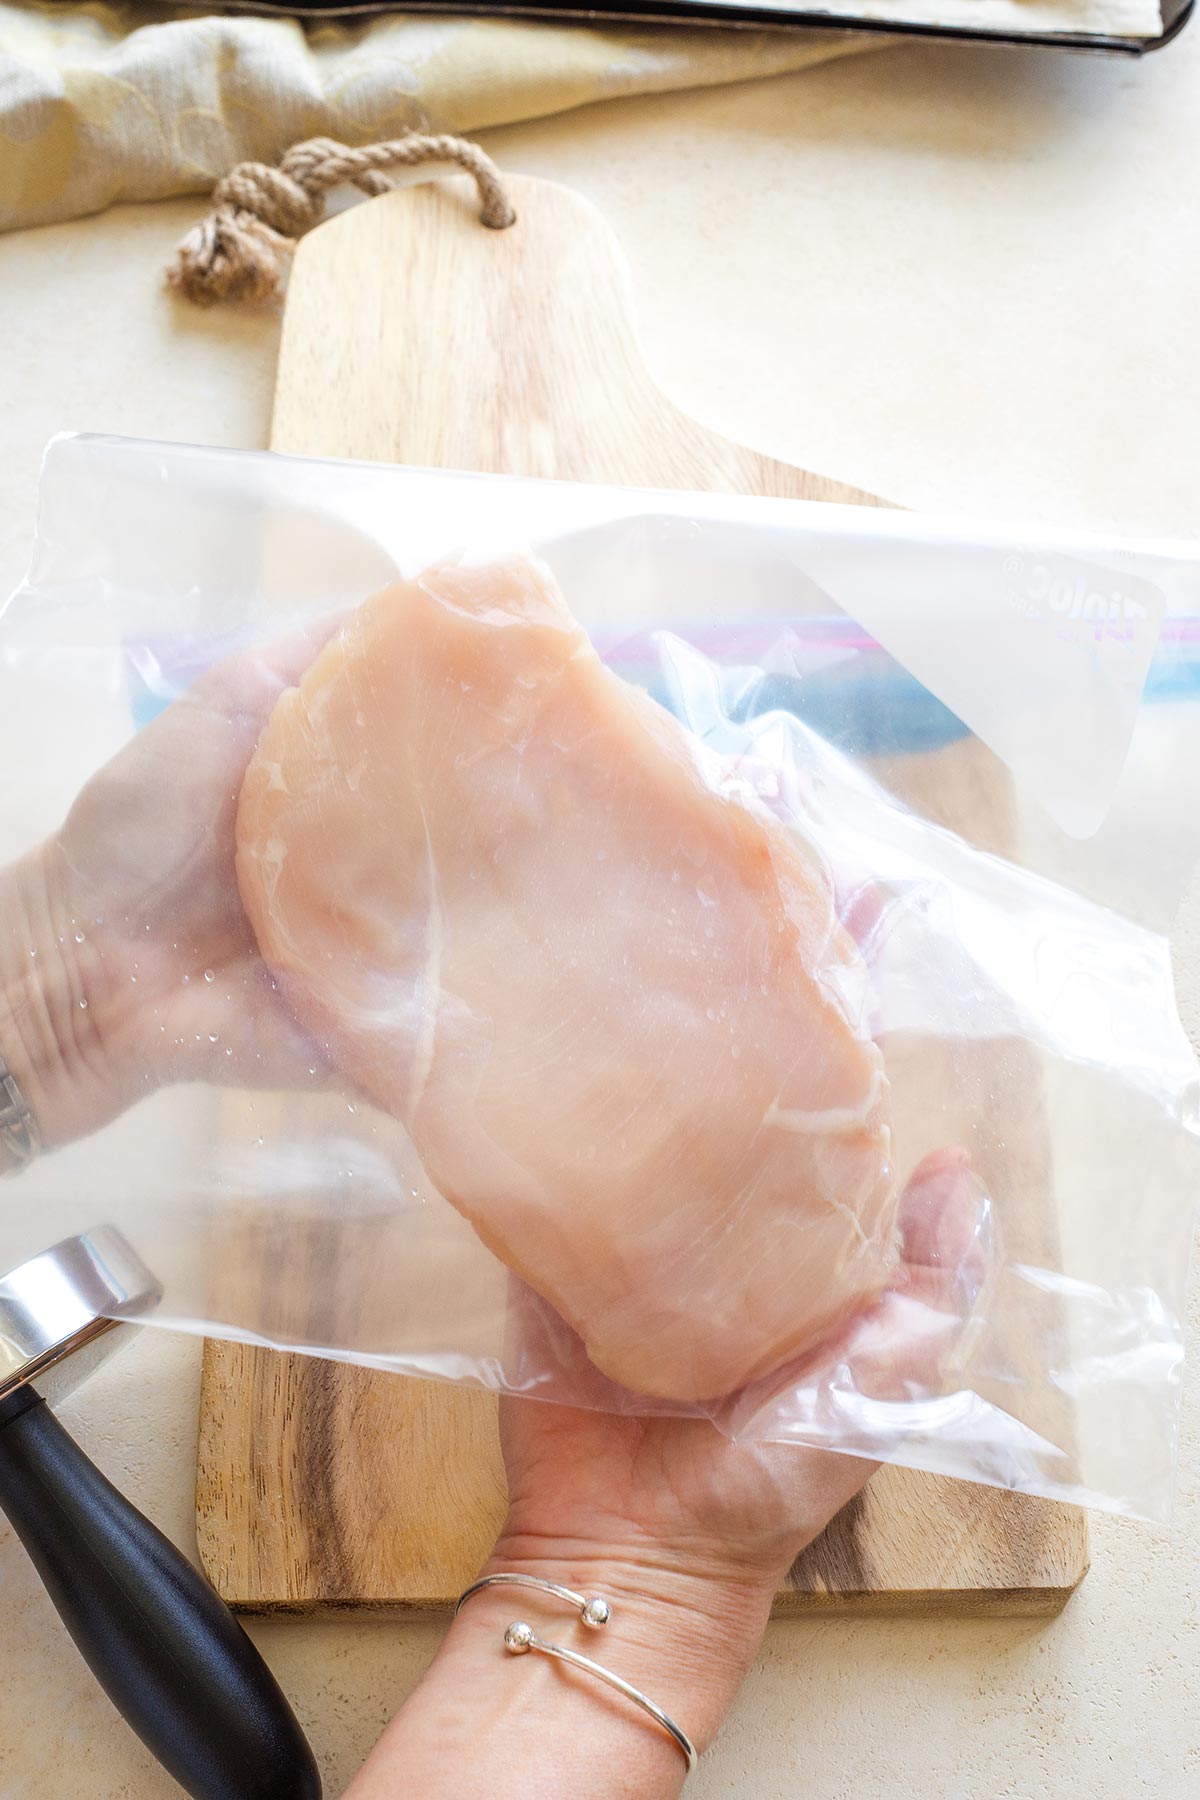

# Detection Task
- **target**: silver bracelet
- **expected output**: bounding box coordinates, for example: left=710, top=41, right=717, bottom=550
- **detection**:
left=456, top=1572, right=613, bottom=1630
left=457, top=1572, right=698, bottom=1776
left=0, top=1057, right=40, bottom=1174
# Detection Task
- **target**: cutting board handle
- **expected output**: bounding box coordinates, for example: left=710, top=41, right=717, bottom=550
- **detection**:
left=272, top=174, right=879, bottom=507
left=171, top=133, right=516, bottom=307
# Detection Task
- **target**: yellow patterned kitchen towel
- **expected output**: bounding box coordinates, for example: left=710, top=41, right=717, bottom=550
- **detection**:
left=0, top=3, right=876, bottom=234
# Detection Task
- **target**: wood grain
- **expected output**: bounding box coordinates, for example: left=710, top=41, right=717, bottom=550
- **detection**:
left=196, top=173, right=1088, bottom=1616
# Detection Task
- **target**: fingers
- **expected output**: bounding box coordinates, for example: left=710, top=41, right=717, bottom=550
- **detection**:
left=729, top=1145, right=988, bottom=1440
left=186, top=610, right=350, bottom=733
left=836, top=1147, right=988, bottom=1395
left=835, top=874, right=888, bottom=957
left=499, top=1272, right=644, bottom=1412
left=246, top=610, right=353, bottom=691
left=501, top=1147, right=988, bottom=1411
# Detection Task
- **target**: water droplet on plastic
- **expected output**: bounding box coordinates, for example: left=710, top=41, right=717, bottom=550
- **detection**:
left=203, top=968, right=215, bottom=983
left=307, top=1065, right=318, bottom=1077
left=130, top=974, right=137, bottom=984
left=255, top=1136, right=265, bottom=1148
left=346, top=1102, right=358, bottom=1114
left=74, top=931, right=85, bottom=944
left=181, top=973, right=190, bottom=985
left=208, top=1032, right=219, bottom=1044
left=225, top=1046, right=233, bottom=1057
left=77, top=997, right=88, bottom=1010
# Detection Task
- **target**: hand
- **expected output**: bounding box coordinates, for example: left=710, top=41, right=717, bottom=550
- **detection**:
left=497, top=1144, right=980, bottom=1595
left=0, top=620, right=340, bottom=1150
left=347, top=1148, right=982, bottom=1800
left=489, top=1147, right=980, bottom=1759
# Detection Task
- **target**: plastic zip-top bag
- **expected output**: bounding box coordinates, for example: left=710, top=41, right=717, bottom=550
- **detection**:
left=1, top=434, right=1196, bottom=1518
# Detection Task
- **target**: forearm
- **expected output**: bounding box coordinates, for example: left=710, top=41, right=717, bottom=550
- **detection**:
left=345, top=1531, right=778, bottom=1799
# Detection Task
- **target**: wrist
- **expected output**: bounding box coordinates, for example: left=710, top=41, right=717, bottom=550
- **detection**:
left=347, top=1528, right=778, bottom=1800
left=481, top=1520, right=778, bottom=1755
left=0, top=846, right=137, bottom=1153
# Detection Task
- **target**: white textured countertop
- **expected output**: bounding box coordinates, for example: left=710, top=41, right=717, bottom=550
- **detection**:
left=2, top=30, right=1199, bottom=1799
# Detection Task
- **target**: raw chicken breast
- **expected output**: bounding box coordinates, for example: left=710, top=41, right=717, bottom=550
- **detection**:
left=236, top=556, right=895, bottom=1400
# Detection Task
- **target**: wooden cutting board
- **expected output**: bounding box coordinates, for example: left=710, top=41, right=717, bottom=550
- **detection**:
left=195, top=173, right=1088, bottom=1615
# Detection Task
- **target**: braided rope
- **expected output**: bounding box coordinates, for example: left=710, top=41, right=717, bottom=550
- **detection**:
left=169, top=133, right=515, bottom=305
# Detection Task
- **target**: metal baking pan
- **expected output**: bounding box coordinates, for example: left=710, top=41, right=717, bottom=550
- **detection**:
left=162, top=0, right=1194, bottom=57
